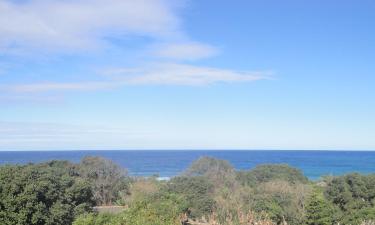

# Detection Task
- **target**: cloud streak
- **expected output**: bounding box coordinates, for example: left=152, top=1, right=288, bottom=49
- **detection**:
left=109, top=63, right=270, bottom=85
left=0, top=63, right=270, bottom=93
left=153, top=42, right=219, bottom=60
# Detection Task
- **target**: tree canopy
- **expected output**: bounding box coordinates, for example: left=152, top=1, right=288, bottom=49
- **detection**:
left=0, top=161, right=93, bottom=225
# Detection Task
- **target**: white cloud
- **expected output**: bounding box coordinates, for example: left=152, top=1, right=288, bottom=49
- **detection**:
left=0, top=0, right=181, bottom=52
left=153, top=42, right=219, bottom=60
left=0, top=0, right=269, bottom=95
left=0, top=63, right=270, bottom=93
left=107, top=63, right=270, bottom=86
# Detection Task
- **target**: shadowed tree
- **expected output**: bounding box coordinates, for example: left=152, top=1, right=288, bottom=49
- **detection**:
left=78, top=156, right=130, bottom=205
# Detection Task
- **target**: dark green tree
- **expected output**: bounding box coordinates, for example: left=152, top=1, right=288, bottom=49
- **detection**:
left=0, top=161, right=93, bottom=225
left=305, top=190, right=334, bottom=225
left=325, top=173, right=375, bottom=224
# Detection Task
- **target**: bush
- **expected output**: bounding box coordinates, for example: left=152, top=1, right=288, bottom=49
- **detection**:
left=305, top=189, right=336, bottom=225
left=166, top=176, right=215, bottom=218
left=184, top=156, right=235, bottom=177
left=237, top=164, right=308, bottom=186
left=73, top=213, right=118, bottom=225
left=183, top=156, right=238, bottom=191
left=0, top=161, right=94, bottom=225
left=325, top=173, right=375, bottom=224
left=120, top=178, right=159, bottom=205
left=247, top=181, right=311, bottom=225
left=78, top=156, right=130, bottom=206
left=74, top=192, right=187, bottom=225
left=325, top=173, right=375, bottom=209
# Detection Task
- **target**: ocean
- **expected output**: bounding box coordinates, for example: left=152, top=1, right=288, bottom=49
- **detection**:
left=0, top=150, right=374, bottom=180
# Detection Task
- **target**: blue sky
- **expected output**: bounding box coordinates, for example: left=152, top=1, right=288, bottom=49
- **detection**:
left=0, top=0, right=374, bottom=150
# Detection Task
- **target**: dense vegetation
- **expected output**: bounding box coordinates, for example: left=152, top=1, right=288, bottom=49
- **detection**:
left=1, top=156, right=375, bottom=225
left=0, top=156, right=128, bottom=225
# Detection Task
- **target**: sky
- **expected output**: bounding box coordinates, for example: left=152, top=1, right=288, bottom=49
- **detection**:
left=0, top=0, right=374, bottom=150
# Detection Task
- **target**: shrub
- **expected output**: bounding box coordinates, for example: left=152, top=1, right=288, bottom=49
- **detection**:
left=305, top=189, right=336, bottom=225
left=0, top=161, right=94, bottom=225
left=74, top=192, right=187, bottom=225
left=166, top=176, right=215, bottom=218
left=237, top=164, right=308, bottom=186
left=78, top=156, right=130, bottom=205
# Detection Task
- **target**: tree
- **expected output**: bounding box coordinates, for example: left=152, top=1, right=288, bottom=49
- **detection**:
left=237, top=164, right=308, bottom=187
left=305, top=190, right=334, bottom=225
left=325, top=173, right=375, bottom=224
left=0, top=161, right=93, bottom=225
left=166, top=176, right=215, bottom=218
left=184, top=156, right=235, bottom=177
left=244, top=180, right=311, bottom=225
left=78, top=156, right=130, bottom=205
left=325, top=173, right=375, bottom=210
left=183, top=156, right=237, bottom=189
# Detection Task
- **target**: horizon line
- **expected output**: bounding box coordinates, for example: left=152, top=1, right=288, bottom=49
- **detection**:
left=0, top=149, right=375, bottom=152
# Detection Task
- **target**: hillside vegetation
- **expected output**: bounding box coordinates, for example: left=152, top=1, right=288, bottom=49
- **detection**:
left=1, top=156, right=374, bottom=225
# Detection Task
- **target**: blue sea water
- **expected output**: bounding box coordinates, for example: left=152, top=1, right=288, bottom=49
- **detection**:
left=0, top=150, right=375, bottom=180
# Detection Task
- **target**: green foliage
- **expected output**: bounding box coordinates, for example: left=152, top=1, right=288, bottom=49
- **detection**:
left=0, top=161, right=94, bottom=225
left=247, top=181, right=311, bottom=225
left=325, top=173, right=375, bottom=224
left=339, top=207, right=375, bottom=225
left=119, top=178, right=160, bottom=206
left=237, top=164, right=308, bottom=186
left=325, top=173, right=375, bottom=210
left=120, top=192, right=186, bottom=225
left=0, top=157, right=131, bottom=225
left=183, top=156, right=238, bottom=192
left=184, top=156, right=235, bottom=180
left=166, top=176, right=215, bottom=218
left=305, top=189, right=335, bottom=225
left=74, top=192, right=186, bottom=225
left=3, top=156, right=375, bottom=225
left=78, top=156, right=130, bottom=205
left=231, top=163, right=310, bottom=225
left=251, top=195, right=284, bottom=222
left=73, top=213, right=118, bottom=225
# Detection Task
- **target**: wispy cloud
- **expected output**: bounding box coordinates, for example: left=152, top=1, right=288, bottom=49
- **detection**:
left=0, top=121, right=149, bottom=150
left=106, top=63, right=270, bottom=85
left=0, top=0, right=181, bottom=52
left=0, top=63, right=270, bottom=93
left=153, top=42, right=219, bottom=60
